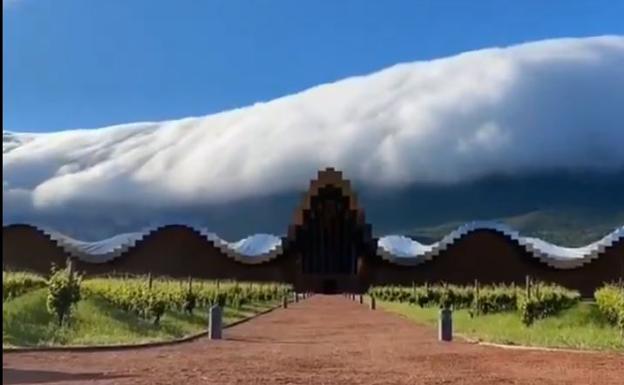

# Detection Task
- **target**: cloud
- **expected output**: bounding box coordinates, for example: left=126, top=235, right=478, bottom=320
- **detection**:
left=3, top=36, right=624, bottom=235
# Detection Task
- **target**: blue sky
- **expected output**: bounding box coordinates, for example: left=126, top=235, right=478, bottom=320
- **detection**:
left=3, top=0, right=624, bottom=133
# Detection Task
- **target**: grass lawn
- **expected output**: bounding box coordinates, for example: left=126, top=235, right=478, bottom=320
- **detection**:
left=380, top=300, right=624, bottom=352
left=3, top=288, right=278, bottom=348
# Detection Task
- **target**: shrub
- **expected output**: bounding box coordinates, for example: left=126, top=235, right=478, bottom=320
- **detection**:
left=518, top=283, right=580, bottom=326
left=183, top=289, right=197, bottom=314
left=46, top=264, right=82, bottom=326
left=595, top=284, right=624, bottom=334
left=2, top=271, right=47, bottom=301
left=439, top=287, right=455, bottom=309
left=147, top=291, right=167, bottom=325
left=471, top=285, right=517, bottom=316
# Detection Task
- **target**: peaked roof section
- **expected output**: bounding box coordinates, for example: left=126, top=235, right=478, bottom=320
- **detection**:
left=286, top=167, right=372, bottom=242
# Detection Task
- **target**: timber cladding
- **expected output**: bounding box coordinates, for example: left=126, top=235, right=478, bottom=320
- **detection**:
left=3, top=168, right=623, bottom=295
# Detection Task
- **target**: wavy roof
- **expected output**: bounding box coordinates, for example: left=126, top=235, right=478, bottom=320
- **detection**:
left=5, top=221, right=622, bottom=269
left=377, top=221, right=624, bottom=269
left=26, top=225, right=283, bottom=265
left=4, top=169, right=622, bottom=270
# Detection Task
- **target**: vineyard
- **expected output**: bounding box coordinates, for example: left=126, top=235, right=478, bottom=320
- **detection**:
left=369, top=280, right=581, bottom=325
left=2, top=271, right=47, bottom=302
left=83, top=276, right=292, bottom=324
left=372, top=280, right=623, bottom=350
left=3, top=269, right=292, bottom=347
left=3, top=268, right=623, bottom=350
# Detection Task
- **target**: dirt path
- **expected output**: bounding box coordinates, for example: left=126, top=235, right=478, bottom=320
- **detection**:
left=3, top=295, right=623, bottom=385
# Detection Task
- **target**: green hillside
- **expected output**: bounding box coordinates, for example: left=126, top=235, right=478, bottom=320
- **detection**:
left=405, top=209, right=624, bottom=247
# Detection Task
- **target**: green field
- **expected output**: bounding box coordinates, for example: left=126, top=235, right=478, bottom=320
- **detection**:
left=380, top=300, right=624, bottom=351
left=3, top=288, right=278, bottom=348
left=2, top=271, right=288, bottom=348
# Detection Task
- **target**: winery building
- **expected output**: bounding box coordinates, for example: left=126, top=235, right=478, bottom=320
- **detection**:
left=3, top=168, right=623, bottom=296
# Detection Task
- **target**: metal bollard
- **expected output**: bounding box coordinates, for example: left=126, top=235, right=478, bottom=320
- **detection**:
left=359, top=295, right=363, bottom=304
left=438, top=308, right=453, bottom=342
left=209, top=305, right=222, bottom=340
left=282, top=296, right=288, bottom=308
left=370, top=296, right=376, bottom=310
left=294, top=292, right=299, bottom=303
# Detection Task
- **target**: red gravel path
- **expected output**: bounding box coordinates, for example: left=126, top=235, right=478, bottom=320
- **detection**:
left=3, top=295, right=623, bottom=385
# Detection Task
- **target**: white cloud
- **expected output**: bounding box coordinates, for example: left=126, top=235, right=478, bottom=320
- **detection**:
left=3, top=36, right=624, bottom=227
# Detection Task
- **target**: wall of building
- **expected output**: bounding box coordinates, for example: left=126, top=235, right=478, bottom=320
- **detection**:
left=5, top=225, right=622, bottom=296
left=3, top=225, right=291, bottom=283
left=3, top=169, right=622, bottom=296
left=3, top=225, right=68, bottom=275
left=366, top=230, right=623, bottom=297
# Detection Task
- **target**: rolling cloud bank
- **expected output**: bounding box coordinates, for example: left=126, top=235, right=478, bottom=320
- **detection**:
left=4, top=36, right=624, bottom=240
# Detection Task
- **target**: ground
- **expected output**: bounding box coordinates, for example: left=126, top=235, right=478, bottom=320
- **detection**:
left=3, top=295, right=623, bottom=385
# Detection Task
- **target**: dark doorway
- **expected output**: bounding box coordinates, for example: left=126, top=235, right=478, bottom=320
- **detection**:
left=322, top=279, right=338, bottom=294
left=298, top=186, right=361, bottom=275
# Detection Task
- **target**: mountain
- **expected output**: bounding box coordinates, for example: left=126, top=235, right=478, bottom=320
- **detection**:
left=407, top=208, right=624, bottom=247
left=3, top=36, right=624, bottom=244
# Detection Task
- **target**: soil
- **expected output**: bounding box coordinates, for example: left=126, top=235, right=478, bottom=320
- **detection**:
left=3, top=295, right=623, bottom=385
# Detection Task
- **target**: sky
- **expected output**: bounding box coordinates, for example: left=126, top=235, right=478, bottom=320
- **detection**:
left=5, top=35, right=624, bottom=240
left=3, top=0, right=624, bottom=133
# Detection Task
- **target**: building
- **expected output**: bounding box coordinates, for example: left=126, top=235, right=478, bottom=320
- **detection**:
left=3, top=168, right=623, bottom=296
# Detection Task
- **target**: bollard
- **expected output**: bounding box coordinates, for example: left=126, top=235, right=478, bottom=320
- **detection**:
left=294, top=292, right=299, bottom=303
left=282, top=296, right=288, bottom=309
left=438, top=308, right=453, bottom=342
left=370, top=296, right=376, bottom=310
left=209, top=305, right=222, bottom=340
left=359, top=294, right=363, bottom=304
